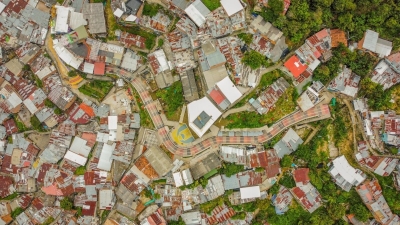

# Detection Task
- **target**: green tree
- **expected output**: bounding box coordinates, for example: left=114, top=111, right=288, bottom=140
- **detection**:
left=74, top=166, right=86, bottom=175
left=259, top=0, right=283, bottom=22
left=241, top=51, right=269, bottom=70
left=349, top=204, right=370, bottom=222
left=158, top=39, right=164, bottom=48
left=54, top=107, right=63, bottom=115
left=11, top=207, right=24, bottom=219
left=280, top=155, right=293, bottom=168
left=219, top=163, right=244, bottom=177
left=67, top=70, right=77, bottom=77
left=142, top=3, right=160, bottom=17
left=237, top=33, right=253, bottom=45
left=44, top=99, right=55, bottom=108
left=327, top=202, right=346, bottom=220
left=278, top=173, right=295, bottom=188
left=60, top=197, right=73, bottom=210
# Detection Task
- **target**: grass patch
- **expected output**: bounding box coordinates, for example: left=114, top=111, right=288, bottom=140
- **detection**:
left=105, top=0, right=118, bottom=39
left=200, top=196, right=224, bottom=214
left=224, top=86, right=297, bottom=129
left=237, top=33, right=253, bottom=45
left=158, top=38, right=164, bottom=48
left=169, top=17, right=180, bottom=32
left=130, top=85, right=154, bottom=128
left=201, top=0, right=221, bottom=11
left=74, top=166, right=86, bottom=175
left=204, top=169, right=218, bottom=179
left=155, top=82, right=184, bottom=120
left=143, top=2, right=162, bottom=17
left=78, top=80, right=113, bottom=101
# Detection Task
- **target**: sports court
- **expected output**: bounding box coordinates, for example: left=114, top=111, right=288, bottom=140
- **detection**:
left=171, top=124, right=195, bottom=145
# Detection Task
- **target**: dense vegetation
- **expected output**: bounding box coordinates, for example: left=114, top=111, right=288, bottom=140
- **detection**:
left=143, top=2, right=161, bottom=17
left=257, top=0, right=400, bottom=49
left=241, top=50, right=271, bottom=70
left=11, top=207, right=24, bottom=219
left=237, top=33, right=253, bottom=45
left=78, top=80, right=114, bottom=101
left=201, top=0, right=221, bottom=11
left=313, top=44, right=377, bottom=84
left=155, top=82, right=184, bottom=119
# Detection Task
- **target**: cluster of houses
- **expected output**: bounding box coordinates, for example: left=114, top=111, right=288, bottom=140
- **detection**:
left=353, top=98, right=400, bottom=151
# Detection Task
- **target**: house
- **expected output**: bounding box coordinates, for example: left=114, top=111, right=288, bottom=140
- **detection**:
left=140, top=12, right=171, bottom=33
left=208, top=76, right=242, bottom=110
left=96, top=142, right=116, bottom=170
left=371, top=53, right=400, bottom=90
left=240, top=186, right=260, bottom=199
left=180, top=69, right=199, bottom=102
left=356, top=180, right=400, bottom=224
left=206, top=204, right=235, bottom=224
left=328, top=155, right=366, bottom=191
left=173, top=169, right=194, bottom=187
left=297, top=81, right=324, bottom=111
left=167, top=30, right=192, bottom=52
left=220, top=146, right=246, bottom=165
left=249, top=77, right=290, bottom=114
left=82, top=3, right=107, bottom=34
left=272, top=186, right=293, bottom=215
left=143, top=146, right=174, bottom=177
left=273, top=128, right=304, bottom=158
left=173, top=49, right=197, bottom=75
left=217, top=37, right=244, bottom=77
left=220, top=0, right=244, bottom=16
left=99, top=189, right=115, bottom=210
left=47, top=85, right=76, bottom=110
left=290, top=168, right=322, bottom=213
left=148, top=49, right=173, bottom=89
left=0, top=176, right=15, bottom=198
left=119, top=32, right=146, bottom=49
left=359, top=30, right=392, bottom=57
left=181, top=211, right=203, bottom=225
left=356, top=141, right=398, bottom=176
left=187, top=97, right=222, bottom=138
left=120, top=50, right=142, bottom=72
left=249, top=16, right=288, bottom=62
left=184, top=0, right=210, bottom=27
left=190, top=152, right=221, bottom=180
left=328, top=66, right=361, bottom=98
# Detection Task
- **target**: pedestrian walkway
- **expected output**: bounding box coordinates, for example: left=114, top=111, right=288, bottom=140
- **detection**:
left=179, top=105, right=186, bottom=123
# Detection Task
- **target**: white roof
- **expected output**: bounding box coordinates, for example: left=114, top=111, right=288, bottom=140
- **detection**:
left=215, top=76, right=243, bottom=104
left=54, top=42, right=83, bottom=69
left=69, top=12, right=87, bottom=30
left=363, top=30, right=379, bottom=52
left=187, top=97, right=222, bottom=137
left=96, top=132, right=110, bottom=142
left=83, top=62, right=94, bottom=74
left=184, top=0, right=210, bottom=27
left=153, top=49, right=169, bottom=72
left=125, top=15, right=137, bottom=22
left=113, top=8, right=124, bottom=18
left=97, top=143, right=116, bottom=171
left=23, top=99, right=38, bottom=114
left=64, top=150, right=87, bottom=166
left=108, top=116, right=118, bottom=130
left=8, top=92, right=22, bottom=108
left=374, top=60, right=389, bottom=75
left=173, top=172, right=184, bottom=187
left=331, top=155, right=366, bottom=186
left=0, top=2, right=6, bottom=14
left=69, top=137, right=91, bottom=157
left=221, top=0, right=244, bottom=16
left=240, top=186, right=261, bottom=199
left=99, top=189, right=113, bottom=209
left=375, top=38, right=392, bottom=57
left=55, top=6, right=71, bottom=33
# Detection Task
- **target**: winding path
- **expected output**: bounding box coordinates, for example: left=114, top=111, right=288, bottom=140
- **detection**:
left=131, top=77, right=331, bottom=157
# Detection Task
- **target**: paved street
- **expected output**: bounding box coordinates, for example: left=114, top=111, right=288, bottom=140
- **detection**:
left=131, top=75, right=331, bottom=157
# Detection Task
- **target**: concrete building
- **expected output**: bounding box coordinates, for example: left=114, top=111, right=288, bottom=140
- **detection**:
left=328, top=156, right=366, bottom=192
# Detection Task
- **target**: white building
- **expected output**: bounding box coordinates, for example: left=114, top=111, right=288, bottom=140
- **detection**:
left=97, top=143, right=116, bottom=171
left=184, top=0, right=210, bottom=27
left=328, top=155, right=367, bottom=192
left=221, top=0, right=244, bottom=16
left=187, top=97, right=222, bottom=137
left=240, top=186, right=261, bottom=199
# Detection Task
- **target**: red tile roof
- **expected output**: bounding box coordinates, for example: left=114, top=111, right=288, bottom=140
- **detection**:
left=82, top=201, right=97, bottom=216
left=0, top=176, right=14, bottom=198
left=94, top=62, right=106, bottom=75
left=79, top=103, right=95, bottom=117
left=284, top=55, right=308, bottom=78
left=209, top=89, right=226, bottom=104
left=293, top=168, right=310, bottom=185
left=4, top=119, right=18, bottom=135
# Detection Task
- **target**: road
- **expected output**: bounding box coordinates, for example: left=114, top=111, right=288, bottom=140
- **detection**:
left=131, top=76, right=331, bottom=157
